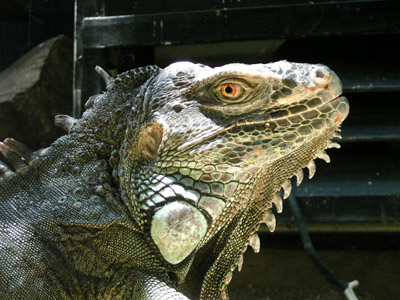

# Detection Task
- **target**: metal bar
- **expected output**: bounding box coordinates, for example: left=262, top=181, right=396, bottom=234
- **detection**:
left=73, top=0, right=105, bottom=118
left=73, top=0, right=82, bottom=118
left=342, top=73, right=400, bottom=93
left=269, top=222, right=400, bottom=233
left=296, top=178, right=400, bottom=197
left=102, top=0, right=394, bottom=15
left=81, top=2, right=400, bottom=48
left=340, top=130, right=400, bottom=143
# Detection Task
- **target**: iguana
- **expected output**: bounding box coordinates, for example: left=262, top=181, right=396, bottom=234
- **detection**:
left=0, top=61, right=349, bottom=300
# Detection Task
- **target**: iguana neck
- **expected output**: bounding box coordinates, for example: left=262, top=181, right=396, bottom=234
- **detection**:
left=36, top=135, right=167, bottom=279
left=36, top=133, right=128, bottom=225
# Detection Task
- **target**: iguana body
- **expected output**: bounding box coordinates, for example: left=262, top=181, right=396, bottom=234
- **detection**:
left=0, top=61, right=349, bottom=299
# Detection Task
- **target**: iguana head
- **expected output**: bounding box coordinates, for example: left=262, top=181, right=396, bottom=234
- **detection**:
left=116, top=61, right=348, bottom=296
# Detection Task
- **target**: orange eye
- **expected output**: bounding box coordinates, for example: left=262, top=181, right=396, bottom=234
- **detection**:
left=220, top=83, right=242, bottom=99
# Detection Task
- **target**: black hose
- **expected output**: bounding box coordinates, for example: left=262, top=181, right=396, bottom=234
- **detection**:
left=287, top=193, right=349, bottom=291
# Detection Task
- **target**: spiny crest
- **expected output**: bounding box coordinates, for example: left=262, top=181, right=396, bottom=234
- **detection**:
left=235, top=127, right=343, bottom=275
left=77, top=65, right=162, bottom=123
left=109, top=65, right=160, bottom=91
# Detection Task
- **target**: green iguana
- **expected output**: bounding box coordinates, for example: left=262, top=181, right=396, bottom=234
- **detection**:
left=0, top=61, right=349, bottom=299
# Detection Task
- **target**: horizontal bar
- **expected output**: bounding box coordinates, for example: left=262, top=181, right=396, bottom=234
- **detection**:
left=103, top=0, right=393, bottom=16
left=265, top=222, right=400, bottom=233
left=296, top=178, right=400, bottom=197
left=340, top=128, right=400, bottom=143
left=341, top=72, right=400, bottom=93
left=273, top=193, right=400, bottom=225
left=82, top=2, right=400, bottom=48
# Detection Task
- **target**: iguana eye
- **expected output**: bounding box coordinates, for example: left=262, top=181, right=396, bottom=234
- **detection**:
left=220, top=83, right=242, bottom=100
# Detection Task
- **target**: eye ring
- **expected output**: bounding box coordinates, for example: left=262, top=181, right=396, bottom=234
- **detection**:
left=219, top=83, right=242, bottom=99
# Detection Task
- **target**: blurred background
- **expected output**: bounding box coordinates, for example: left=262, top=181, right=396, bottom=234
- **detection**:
left=0, top=1, right=399, bottom=299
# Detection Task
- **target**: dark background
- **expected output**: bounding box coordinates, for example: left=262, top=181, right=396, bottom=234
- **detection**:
left=0, top=0, right=74, bottom=72
left=1, top=1, right=400, bottom=299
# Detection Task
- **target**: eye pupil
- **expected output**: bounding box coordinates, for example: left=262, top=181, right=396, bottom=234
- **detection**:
left=220, top=82, right=242, bottom=99
left=224, top=86, right=233, bottom=94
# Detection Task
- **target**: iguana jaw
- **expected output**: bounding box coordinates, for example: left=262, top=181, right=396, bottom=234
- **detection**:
left=198, top=109, right=348, bottom=299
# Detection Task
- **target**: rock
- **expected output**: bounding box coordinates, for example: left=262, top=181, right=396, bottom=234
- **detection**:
left=0, top=34, right=72, bottom=150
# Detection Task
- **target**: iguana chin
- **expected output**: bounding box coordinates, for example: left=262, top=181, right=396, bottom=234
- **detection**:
left=0, top=60, right=349, bottom=300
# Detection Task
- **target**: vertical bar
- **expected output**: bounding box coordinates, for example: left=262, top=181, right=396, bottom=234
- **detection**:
left=73, top=0, right=105, bottom=118
left=73, top=0, right=83, bottom=118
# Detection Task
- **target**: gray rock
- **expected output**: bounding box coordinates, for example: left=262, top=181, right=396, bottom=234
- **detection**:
left=0, top=34, right=72, bottom=150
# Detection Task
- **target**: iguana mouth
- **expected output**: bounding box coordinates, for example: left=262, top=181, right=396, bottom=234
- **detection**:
left=328, top=95, right=345, bottom=103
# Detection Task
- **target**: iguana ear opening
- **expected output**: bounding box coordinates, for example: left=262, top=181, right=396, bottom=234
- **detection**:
left=133, top=122, right=163, bottom=160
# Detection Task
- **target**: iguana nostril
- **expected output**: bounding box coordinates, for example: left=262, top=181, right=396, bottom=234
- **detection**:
left=316, top=70, right=326, bottom=78
left=313, top=69, right=330, bottom=86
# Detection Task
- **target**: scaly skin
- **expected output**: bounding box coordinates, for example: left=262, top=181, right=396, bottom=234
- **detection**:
left=0, top=61, right=349, bottom=299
